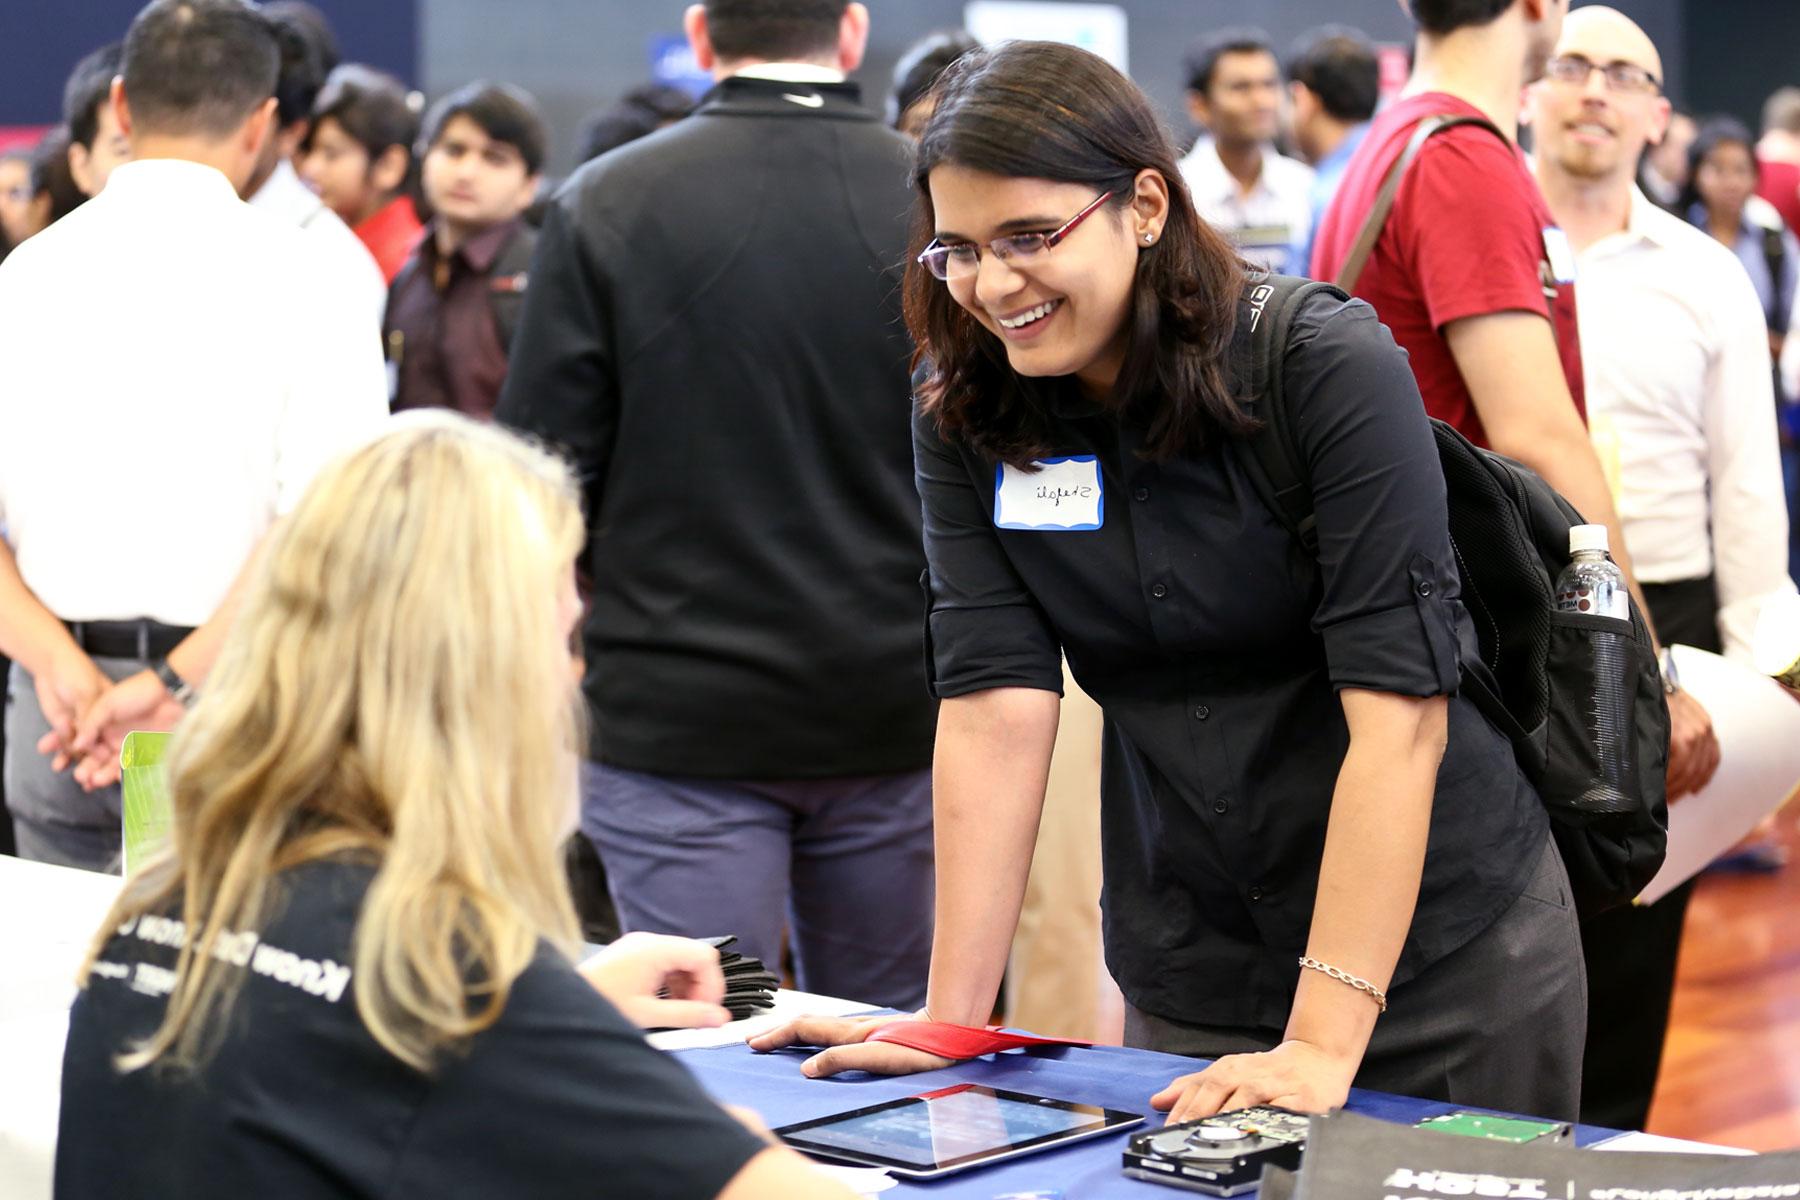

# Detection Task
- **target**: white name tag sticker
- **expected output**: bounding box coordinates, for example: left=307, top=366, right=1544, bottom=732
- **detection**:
left=994, top=456, right=1104, bottom=531
left=1542, top=226, right=1578, bottom=284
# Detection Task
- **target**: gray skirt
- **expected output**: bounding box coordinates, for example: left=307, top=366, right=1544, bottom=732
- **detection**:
left=1124, top=835, right=1586, bottom=1122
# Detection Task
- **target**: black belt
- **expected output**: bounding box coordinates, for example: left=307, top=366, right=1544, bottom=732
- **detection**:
left=63, top=619, right=195, bottom=661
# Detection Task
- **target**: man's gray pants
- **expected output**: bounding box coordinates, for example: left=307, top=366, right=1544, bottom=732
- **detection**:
left=4, top=658, right=142, bottom=873
left=582, top=761, right=934, bottom=1012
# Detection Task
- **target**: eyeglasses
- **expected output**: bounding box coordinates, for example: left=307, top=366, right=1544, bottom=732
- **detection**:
left=1544, top=54, right=1660, bottom=95
left=916, top=190, right=1114, bottom=282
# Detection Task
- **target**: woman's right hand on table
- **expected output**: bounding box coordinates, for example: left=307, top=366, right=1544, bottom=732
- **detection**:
left=746, top=1011, right=959, bottom=1078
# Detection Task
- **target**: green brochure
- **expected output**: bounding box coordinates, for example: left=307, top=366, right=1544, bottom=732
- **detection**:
left=120, top=731, right=174, bottom=876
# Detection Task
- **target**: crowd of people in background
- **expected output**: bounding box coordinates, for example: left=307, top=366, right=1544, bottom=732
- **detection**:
left=3, top=7, right=1798, bottom=452
left=2, top=0, right=1800, bottom=1193
left=13, top=5, right=1791, bottom=556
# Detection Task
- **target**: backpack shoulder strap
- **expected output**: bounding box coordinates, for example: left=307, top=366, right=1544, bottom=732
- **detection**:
left=1760, top=223, right=1788, bottom=332
left=1335, top=113, right=1510, bottom=293
left=1236, top=275, right=1353, bottom=556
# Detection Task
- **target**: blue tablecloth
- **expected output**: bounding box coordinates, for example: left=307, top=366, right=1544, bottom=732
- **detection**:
left=678, top=1040, right=1614, bottom=1198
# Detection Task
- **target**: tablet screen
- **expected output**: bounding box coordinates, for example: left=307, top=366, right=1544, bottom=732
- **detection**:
left=775, top=1084, right=1143, bottom=1177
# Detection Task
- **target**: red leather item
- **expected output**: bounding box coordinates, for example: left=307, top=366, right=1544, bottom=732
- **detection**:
left=865, top=1020, right=1092, bottom=1060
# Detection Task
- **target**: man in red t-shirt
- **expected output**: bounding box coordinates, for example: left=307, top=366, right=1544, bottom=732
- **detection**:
left=1311, top=0, right=1637, bottom=575
left=1314, top=86, right=1587, bottom=446
left=1755, top=87, right=1800, bottom=236
left=1313, top=0, right=1715, bottom=815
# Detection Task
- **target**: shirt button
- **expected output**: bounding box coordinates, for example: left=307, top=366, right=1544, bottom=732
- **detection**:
left=1248, top=886, right=1264, bottom=902
left=1151, top=583, right=1168, bottom=599
left=1417, top=580, right=1434, bottom=597
left=1193, top=705, right=1210, bottom=721
left=1213, top=800, right=1228, bottom=815
left=1133, top=486, right=1149, bottom=502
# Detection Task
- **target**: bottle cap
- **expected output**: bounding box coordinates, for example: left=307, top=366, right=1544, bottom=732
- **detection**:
left=1568, top=524, right=1609, bottom=555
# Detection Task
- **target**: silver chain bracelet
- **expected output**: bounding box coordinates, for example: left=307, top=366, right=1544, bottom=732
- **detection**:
left=1297, top=956, right=1388, bottom=1013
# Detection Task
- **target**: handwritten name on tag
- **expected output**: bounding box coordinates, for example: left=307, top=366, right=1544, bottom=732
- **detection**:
left=994, top=456, right=1104, bottom=531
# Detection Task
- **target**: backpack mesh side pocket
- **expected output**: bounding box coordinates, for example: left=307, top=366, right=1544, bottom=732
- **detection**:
left=1541, top=609, right=1643, bottom=816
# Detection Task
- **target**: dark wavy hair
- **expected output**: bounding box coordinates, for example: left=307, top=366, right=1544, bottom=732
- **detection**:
left=905, top=40, right=1253, bottom=466
left=1678, top=115, right=1758, bottom=217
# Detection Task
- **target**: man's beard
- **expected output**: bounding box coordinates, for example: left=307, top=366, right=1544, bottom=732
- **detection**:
left=1553, top=142, right=1623, bottom=183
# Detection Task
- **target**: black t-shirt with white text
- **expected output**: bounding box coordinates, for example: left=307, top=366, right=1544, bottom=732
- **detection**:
left=56, top=859, right=765, bottom=1199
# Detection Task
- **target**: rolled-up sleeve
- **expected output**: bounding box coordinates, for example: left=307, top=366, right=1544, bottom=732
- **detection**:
left=912, top=403, right=1064, bottom=698
left=1284, top=296, right=1463, bottom=696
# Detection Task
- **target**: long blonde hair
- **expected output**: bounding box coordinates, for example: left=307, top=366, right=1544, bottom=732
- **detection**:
left=80, top=413, right=587, bottom=1073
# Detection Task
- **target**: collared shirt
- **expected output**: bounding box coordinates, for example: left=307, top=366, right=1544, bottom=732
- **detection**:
left=249, top=158, right=387, bottom=329
left=1301, top=122, right=1369, bottom=274
left=732, top=62, right=847, bottom=84
left=385, top=218, right=525, bottom=419
left=1684, top=199, right=1799, bottom=340
left=1579, top=188, right=1795, bottom=661
left=914, top=292, right=1544, bottom=1028
left=1177, top=139, right=1316, bottom=275
left=0, top=158, right=387, bottom=626
left=355, top=193, right=425, bottom=284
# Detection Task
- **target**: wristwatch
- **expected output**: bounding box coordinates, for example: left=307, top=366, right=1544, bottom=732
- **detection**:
left=1658, top=647, right=1682, bottom=696
left=149, top=657, right=195, bottom=707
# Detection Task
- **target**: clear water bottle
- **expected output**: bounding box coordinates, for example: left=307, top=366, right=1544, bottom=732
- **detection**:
left=1553, top=524, right=1629, bottom=619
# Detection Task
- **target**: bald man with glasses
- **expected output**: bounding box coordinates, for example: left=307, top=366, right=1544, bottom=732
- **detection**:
left=1527, top=5, right=1792, bottom=1129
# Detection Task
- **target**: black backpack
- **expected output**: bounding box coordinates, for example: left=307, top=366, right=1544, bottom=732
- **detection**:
left=1233, top=275, right=1670, bottom=919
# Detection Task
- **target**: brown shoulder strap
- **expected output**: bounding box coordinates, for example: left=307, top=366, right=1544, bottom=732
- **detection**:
left=1334, top=113, right=1509, bottom=293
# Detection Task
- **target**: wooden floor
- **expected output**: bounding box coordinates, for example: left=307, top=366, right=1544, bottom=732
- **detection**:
left=1646, top=807, right=1800, bottom=1150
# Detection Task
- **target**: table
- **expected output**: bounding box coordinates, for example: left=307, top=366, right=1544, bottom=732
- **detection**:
left=677, top=1037, right=1617, bottom=1198
left=0, top=855, right=123, bottom=1200
left=0, top=853, right=1699, bottom=1200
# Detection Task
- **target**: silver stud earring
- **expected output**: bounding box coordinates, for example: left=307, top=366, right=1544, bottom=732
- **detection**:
left=1143, top=232, right=1155, bottom=244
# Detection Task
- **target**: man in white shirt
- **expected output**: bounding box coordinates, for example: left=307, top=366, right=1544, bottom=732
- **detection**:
left=1527, top=5, right=1793, bottom=1132
left=1176, top=28, right=1315, bottom=275
left=242, top=4, right=385, bottom=328
left=0, top=0, right=386, bottom=871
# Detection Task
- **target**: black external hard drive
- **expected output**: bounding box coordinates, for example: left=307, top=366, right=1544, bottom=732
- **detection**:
left=1121, top=1106, right=1311, bottom=1195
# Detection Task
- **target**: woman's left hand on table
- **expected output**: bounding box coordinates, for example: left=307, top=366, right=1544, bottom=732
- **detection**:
left=1149, top=1039, right=1358, bottom=1123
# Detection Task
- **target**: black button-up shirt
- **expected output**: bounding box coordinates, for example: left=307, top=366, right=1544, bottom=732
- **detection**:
left=915, top=294, right=1546, bottom=1029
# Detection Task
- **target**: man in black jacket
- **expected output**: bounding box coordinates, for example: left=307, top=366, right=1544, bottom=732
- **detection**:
left=496, top=0, right=934, bottom=1009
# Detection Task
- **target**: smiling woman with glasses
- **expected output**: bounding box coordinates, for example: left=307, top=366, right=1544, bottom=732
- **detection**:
left=752, top=39, right=1584, bottom=1128
left=916, top=189, right=1113, bottom=280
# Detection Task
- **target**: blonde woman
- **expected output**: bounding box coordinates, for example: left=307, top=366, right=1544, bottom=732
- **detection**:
left=56, top=415, right=857, bottom=1200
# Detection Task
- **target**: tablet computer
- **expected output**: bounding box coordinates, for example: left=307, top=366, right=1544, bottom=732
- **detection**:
left=773, top=1083, right=1144, bottom=1179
